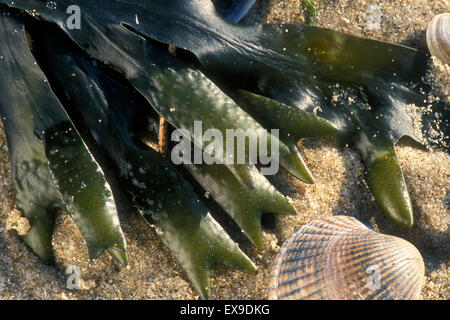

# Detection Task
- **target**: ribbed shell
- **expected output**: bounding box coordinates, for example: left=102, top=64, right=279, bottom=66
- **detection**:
left=269, top=215, right=425, bottom=300
left=426, top=13, right=450, bottom=65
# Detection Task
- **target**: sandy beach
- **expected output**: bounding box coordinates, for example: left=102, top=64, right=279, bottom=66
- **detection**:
left=0, top=0, right=448, bottom=300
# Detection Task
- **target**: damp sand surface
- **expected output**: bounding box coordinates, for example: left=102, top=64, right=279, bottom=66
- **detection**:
left=0, top=0, right=449, bottom=300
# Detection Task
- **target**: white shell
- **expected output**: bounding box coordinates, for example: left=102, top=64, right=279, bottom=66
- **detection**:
left=269, top=215, right=425, bottom=300
left=426, top=13, right=450, bottom=64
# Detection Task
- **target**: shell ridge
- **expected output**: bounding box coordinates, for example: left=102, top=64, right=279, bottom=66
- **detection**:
left=269, top=227, right=308, bottom=299
left=364, top=261, right=417, bottom=300
left=342, top=244, right=412, bottom=289
left=269, top=215, right=425, bottom=300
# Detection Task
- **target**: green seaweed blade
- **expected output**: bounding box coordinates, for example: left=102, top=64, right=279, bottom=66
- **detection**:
left=235, top=90, right=414, bottom=227
left=356, top=135, right=414, bottom=227
left=0, top=0, right=315, bottom=186
left=0, top=0, right=433, bottom=228
left=0, top=15, right=127, bottom=264
left=143, top=52, right=314, bottom=184
left=0, top=0, right=423, bottom=227
left=43, top=121, right=127, bottom=263
left=27, top=31, right=256, bottom=298
left=235, top=90, right=337, bottom=175
left=186, top=162, right=296, bottom=249
left=0, top=18, right=60, bottom=263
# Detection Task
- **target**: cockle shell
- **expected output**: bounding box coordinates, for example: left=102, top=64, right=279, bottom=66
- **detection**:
left=269, top=215, right=425, bottom=300
left=426, top=13, right=450, bottom=65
